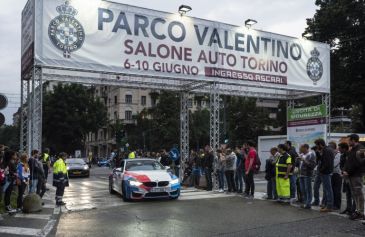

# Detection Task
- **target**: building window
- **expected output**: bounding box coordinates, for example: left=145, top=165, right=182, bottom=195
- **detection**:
left=114, top=96, right=118, bottom=105
left=125, top=95, right=132, bottom=104
left=141, top=96, right=146, bottom=106
left=125, top=111, right=132, bottom=120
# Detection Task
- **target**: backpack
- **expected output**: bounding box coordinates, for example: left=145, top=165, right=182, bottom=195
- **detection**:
left=254, top=153, right=261, bottom=173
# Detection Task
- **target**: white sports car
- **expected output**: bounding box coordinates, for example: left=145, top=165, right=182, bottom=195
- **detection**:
left=109, top=158, right=180, bottom=201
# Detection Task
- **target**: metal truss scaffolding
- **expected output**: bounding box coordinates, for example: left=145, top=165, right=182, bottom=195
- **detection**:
left=210, top=83, right=220, bottom=190
left=20, top=79, right=31, bottom=154
left=210, top=82, right=220, bottom=152
left=322, top=93, right=331, bottom=139
left=179, top=92, right=190, bottom=180
left=20, top=67, right=43, bottom=154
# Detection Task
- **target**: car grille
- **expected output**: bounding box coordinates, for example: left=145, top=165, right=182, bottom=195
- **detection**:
left=143, top=182, right=157, bottom=187
left=145, top=192, right=169, bottom=198
left=158, top=181, right=169, bottom=187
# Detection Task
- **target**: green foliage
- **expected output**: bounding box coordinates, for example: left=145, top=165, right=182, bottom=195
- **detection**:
left=304, top=0, right=365, bottom=131
left=225, top=97, right=272, bottom=146
left=43, top=84, right=107, bottom=154
left=0, top=125, right=19, bottom=151
left=190, top=109, right=210, bottom=150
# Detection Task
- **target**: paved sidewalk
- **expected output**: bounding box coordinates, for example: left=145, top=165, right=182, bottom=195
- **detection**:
left=0, top=185, right=66, bottom=237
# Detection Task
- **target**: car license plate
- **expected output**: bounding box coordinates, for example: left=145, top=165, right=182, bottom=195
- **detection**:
left=151, top=187, right=166, bottom=192
left=73, top=171, right=81, bottom=175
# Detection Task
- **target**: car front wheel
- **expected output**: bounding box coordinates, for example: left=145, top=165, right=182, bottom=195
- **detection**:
left=122, top=183, right=130, bottom=202
left=109, top=177, right=116, bottom=194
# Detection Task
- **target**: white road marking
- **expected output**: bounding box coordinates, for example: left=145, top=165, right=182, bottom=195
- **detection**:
left=61, top=206, right=68, bottom=213
left=38, top=219, right=56, bottom=237
left=43, top=204, right=55, bottom=209
left=53, top=207, right=60, bottom=215
left=14, top=213, right=52, bottom=220
left=0, top=227, right=41, bottom=236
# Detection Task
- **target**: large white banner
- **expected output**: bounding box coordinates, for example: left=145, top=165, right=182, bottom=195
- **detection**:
left=33, top=0, right=330, bottom=93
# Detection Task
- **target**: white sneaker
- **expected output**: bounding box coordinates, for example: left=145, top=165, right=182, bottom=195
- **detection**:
left=218, top=189, right=224, bottom=193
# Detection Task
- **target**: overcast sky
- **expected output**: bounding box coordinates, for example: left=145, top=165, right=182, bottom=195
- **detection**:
left=0, top=0, right=317, bottom=125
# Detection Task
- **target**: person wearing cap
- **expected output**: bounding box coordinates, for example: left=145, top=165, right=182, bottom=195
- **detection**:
left=53, top=152, right=69, bottom=206
left=343, top=134, right=365, bottom=221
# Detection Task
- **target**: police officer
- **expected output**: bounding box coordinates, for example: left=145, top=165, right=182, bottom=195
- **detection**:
left=53, top=152, right=69, bottom=206
left=41, top=148, right=51, bottom=181
left=276, top=144, right=293, bottom=203
left=128, top=150, right=136, bottom=159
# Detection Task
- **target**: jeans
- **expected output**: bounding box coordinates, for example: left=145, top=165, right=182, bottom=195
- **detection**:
left=37, top=178, right=46, bottom=198
left=267, top=177, right=277, bottom=199
left=4, top=179, right=14, bottom=206
left=17, top=182, right=27, bottom=208
left=205, top=168, right=213, bottom=190
left=331, top=173, right=342, bottom=209
left=321, top=174, right=334, bottom=209
left=225, top=170, right=236, bottom=192
left=349, top=176, right=364, bottom=214
left=343, top=180, right=356, bottom=212
left=244, top=170, right=255, bottom=196
left=235, top=169, right=244, bottom=192
left=29, top=179, right=38, bottom=193
left=289, top=175, right=296, bottom=199
left=313, top=174, right=322, bottom=204
left=192, top=174, right=200, bottom=188
left=217, top=169, right=225, bottom=190
left=299, top=176, right=312, bottom=207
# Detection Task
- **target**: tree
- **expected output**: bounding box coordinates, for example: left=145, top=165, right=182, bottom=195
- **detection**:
left=0, top=125, right=19, bottom=151
left=304, top=0, right=365, bottom=131
left=190, top=109, right=210, bottom=150
left=225, top=97, right=272, bottom=146
left=147, top=91, right=180, bottom=150
left=43, top=84, right=107, bottom=154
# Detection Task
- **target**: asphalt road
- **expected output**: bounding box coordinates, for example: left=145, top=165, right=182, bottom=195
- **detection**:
left=53, top=167, right=365, bottom=237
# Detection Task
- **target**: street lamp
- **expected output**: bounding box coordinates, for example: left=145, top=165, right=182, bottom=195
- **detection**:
left=178, top=5, right=192, bottom=16
left=244, top=19, right=257, bottom=28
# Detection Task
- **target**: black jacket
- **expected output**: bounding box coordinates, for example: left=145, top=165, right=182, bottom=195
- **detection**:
left=343, top=144, right=364, bottom=177
left=318, top=146, right=334, bottom=175
left=28, top=157, right=45, bottom=180
left=160, top=154, right=172, bottom=167
left=265, top=159, right=275, bottom=180
left=204, top=152, right=214, bottom=169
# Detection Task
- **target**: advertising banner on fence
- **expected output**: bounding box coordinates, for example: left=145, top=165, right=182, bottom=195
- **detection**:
left=33, top=0, right=330, bottom=92
left=287, top=104, right=327, bottom=148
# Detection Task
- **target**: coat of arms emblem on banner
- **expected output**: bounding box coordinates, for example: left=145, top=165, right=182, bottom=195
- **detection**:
left=48, top=0, right=85, bottom=58
left=306, top=47, right=323, bottom=85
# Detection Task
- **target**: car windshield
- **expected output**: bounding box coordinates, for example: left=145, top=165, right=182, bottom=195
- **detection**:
left=125, top=160, right=165, bottom=171
left=66, top=159, right=86, bottom=165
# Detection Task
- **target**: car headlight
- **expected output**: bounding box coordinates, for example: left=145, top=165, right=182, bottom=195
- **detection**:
left=129, top=180, right=143, bottom=186
left=83, top=165, right=89, bottom=170
left=67, top=166, right=70, bottom=170
left=170, top=179, right=179, bottom=185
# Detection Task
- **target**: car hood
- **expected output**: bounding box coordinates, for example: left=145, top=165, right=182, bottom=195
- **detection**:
left=67, top=164, right=86, bottom=169
left=124, top=170, right=174, bottom=182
